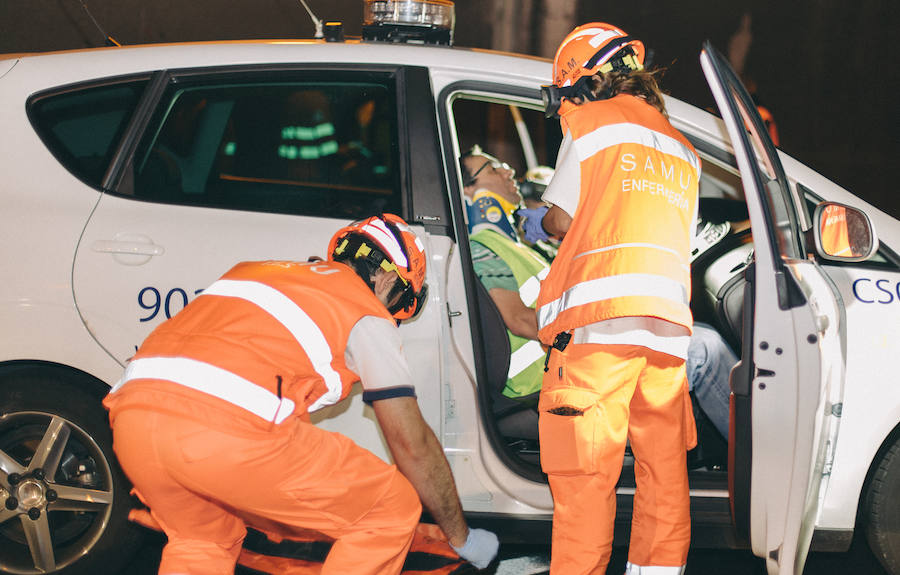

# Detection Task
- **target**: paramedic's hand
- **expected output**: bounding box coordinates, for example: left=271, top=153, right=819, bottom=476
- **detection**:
left=451, top=528, right=499, bottom=569
left=516, top=206, right=550, bottom=243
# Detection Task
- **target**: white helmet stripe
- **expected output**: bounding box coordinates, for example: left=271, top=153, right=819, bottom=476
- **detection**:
left=563, top=27, right=617, bottom=45
left=361, top=220, right=409, bottom=268
left=585, top=29, right=620, bottom=48
left=390, top=220, right=425, bottom=255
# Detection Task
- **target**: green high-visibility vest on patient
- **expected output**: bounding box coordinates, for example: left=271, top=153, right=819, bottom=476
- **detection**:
left=470, top=228, right=550, bottom=399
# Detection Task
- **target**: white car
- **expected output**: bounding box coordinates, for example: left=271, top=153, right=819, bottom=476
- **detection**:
left=0, top=12, right=898, bottom=575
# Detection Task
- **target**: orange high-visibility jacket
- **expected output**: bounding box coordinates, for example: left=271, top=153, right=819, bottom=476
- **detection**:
left=536, top=94, right=700, bottom=344
left=106, top=260, right=394, bottom=427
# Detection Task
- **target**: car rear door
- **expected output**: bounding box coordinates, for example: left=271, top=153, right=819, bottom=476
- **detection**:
left=700, top=42, right=841, bottom=574
left=71, top=64, right=450, bottom=459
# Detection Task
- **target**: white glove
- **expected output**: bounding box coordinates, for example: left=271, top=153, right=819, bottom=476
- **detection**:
left=451, top=528, right=499, bottom=570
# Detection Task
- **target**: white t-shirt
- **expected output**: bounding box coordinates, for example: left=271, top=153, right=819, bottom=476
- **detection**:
left=542, top=131, right=581, bottom=217
left=542, top=132, right=694, bottom=359
left=345, top=315, right=417, bottom=402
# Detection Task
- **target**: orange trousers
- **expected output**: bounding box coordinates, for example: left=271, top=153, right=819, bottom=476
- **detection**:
left=110, top=407, right=421, bottom=575
left=539, top=343, right=696, bottom=574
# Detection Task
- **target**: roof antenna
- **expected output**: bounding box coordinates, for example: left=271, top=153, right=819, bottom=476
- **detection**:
left=79, top=0, right=121, bottom=46
left=298, top=0, right=324, bottom=39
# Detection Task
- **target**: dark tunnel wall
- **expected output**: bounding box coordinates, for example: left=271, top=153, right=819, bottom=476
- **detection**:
left=569, top=0, right=900, bottom=220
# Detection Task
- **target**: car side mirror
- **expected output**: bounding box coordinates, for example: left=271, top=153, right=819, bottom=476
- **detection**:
left=813, top=201, right=878, bottom=262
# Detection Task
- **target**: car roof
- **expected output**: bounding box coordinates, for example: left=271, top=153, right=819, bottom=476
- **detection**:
left=0, top=38, right=550, bottom=83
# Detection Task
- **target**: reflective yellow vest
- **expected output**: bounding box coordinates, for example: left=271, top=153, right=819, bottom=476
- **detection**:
left=471, top=229, right=550, bottom=399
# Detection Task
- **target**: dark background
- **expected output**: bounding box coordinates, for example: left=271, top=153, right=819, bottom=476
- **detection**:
left=1, top=0, right=898, bottom=219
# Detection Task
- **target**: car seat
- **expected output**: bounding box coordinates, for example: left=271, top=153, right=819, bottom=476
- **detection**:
left=474, top=279, right=540, bottom=442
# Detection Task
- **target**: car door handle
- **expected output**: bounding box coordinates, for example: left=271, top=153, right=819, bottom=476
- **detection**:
left=91, top=240, right=165, bottom=256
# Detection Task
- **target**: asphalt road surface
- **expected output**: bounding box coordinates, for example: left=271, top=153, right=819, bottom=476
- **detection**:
left=120, top=527, right=888, bottom=574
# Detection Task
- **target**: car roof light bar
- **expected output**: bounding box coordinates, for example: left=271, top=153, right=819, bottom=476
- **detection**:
left=362, top=0, right=455, bottom=45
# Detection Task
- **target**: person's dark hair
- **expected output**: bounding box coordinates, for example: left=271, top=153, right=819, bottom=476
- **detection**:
left=458, top=145, right=483, bottom=187
left=332, top=234, right=386, bottom=290
left=590, top=68, right=667, bottom=116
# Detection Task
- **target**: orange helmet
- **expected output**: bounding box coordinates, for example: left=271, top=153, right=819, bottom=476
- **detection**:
left=328, top=213, right=428, bottom=321
left=551, top=22, right=645, bottom=88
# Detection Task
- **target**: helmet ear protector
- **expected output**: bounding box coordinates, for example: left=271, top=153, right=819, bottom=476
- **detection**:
left=541, top=77, right=594, bottom=119
left=542, top=43, right=644, bottom=118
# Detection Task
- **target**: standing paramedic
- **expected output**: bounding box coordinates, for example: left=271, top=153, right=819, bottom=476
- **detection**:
left=520, top=23, right=701, bottom=574
left=103, top=214, right=498, bottom=575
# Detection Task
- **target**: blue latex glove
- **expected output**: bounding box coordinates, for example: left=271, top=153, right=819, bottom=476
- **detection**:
left=516, top=206, right=550, bottom=243
left=451, top=528, right=499, bottom=569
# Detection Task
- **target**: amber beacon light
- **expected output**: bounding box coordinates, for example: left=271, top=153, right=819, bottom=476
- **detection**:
left=362, top=0, right=455, bottom=45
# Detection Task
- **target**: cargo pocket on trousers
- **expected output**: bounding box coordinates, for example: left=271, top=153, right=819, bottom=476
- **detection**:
left=538, top=388, right=600, bottom=475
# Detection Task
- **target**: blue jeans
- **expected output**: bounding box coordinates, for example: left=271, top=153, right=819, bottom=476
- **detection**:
left=686, top=323, right=737, bottom=439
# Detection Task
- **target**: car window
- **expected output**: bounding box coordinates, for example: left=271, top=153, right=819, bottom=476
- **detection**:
left=450, top=94, right=756, bottom=237
left=698, top=155, right=742, bottom=201
left=28, top=79, right=149, bottom=189
left=723, top=73, right=802, bottom=262
left=448, top=93, right=561, bottom=219
left=128, top=75, right=400, bottom=220
left=452, top=96, right=560, bottom=177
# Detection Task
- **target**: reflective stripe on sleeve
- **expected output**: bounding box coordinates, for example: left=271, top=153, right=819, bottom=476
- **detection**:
left=507, top=339, right=547, bottom=379
left=573, top=122, right=700, bottom=172
left=203, top=279, right=343, bottom=412
left=115, top=357, right=296, bottom=424
left=519, top=267, right=550, bottom=307
left=537, top=273, right=689, bottom=330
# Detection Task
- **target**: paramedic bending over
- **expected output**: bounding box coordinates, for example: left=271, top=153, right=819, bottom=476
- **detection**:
left=519, top=22, right=701, bottom=575
left=103, top=214, right=498, bottom=575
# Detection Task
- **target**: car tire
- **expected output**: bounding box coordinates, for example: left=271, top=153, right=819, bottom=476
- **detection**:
left=0, top=370, right=144, bottom=575
left=863, top=435, right=900, bottom=575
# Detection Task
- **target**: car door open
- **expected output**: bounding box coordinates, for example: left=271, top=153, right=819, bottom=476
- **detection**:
left=701, top=41, right=842, bottom=575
